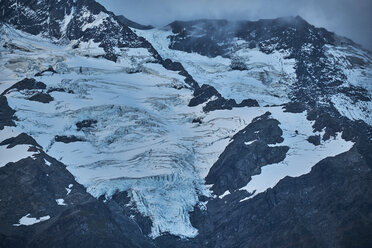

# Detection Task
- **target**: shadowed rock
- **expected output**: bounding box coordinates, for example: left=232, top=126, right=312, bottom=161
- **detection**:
left=76, top=120, right=98, bottom=131
left=0, top=151, right=156, bottom=248
left=55, top=135, right=84, bottom=143
left=206, top=112, right=289, bottom=195
left=189, top=84, right=259, bottom=112
left=28, top=93, right=54, bottom=103
left=307, top=135, right=321, bottom=146
left=34, top=66, right=57, bottom=77
left=0, top=96, right=16, bottom=130
left=155, top=145, right=372, bottom=248
left=0, top=133, right=41, bottom=149
left=1, top=78, right=46, bottom=96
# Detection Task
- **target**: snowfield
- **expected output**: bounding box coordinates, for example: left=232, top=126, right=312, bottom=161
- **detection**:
left=0, top=143, right=39, bottom=167
left=240, top=110, right=354, bottom=201
left=134, top=27, right=297, bottom=106
left=0, top=25, right=359, bottom=238
left=0, top=127, right=39, bottom=167
left=325, top=45, right=372, bottom=125
left=13, top=214, right=50, bottom=226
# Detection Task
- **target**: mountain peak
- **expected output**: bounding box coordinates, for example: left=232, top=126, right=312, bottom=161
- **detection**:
left=0, top=0, right=159, bottom=61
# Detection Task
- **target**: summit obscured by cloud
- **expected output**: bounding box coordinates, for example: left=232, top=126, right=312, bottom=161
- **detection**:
left=98, top=0, right=372, bottom=51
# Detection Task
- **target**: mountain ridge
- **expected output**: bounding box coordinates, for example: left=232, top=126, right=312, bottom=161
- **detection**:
left=117, top=15, right=154, bottom=30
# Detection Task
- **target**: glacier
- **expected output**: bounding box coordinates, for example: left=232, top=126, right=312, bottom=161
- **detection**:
left=0, top=22, right=366, bottom=239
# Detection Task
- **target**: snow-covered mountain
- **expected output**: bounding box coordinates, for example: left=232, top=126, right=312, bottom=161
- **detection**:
left=0, top=1, right=371, bottom=248
left=0, top=0, right=160, bottom=61
left=138, top=18, right=372, bottom=125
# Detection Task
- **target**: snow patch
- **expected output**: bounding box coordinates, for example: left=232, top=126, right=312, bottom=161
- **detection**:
left=218, top=190, right=231, bottom=199
left=44, top=159, right=52, bottom=166
left=60, top=8, right=75, bottom=35
left=331, top=93, right=372, bottom=125
left=13, top=214, right=50, bottom=226
left=325, top=45, right=372, bottom=125
left=81, top=12, right=109, bottom=31
left=56, top=199, right=67, bottom=206
left=240, top=109, right=354, bottom=200
left=244, top=140, right=256, bottom=146
left=0, top=144, right=37, bottom=167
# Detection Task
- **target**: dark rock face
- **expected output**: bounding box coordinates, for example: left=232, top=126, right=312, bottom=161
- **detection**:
left=0, top=133, right=41, bottom=148
left=307, top=135, right=321, bottom=146
left=2, top=77, right=53, bottom=104
left=168, top=19, right=234, bottom=58
left=192, top=118, right=203, bottom=124
left=28, top=201, right=148, bottom=248
left=239, top=99, right=260, bottom=107
left=161, top=58, right=199, bottom=89
left=230, top=58, right=248, bottom=71
left=168, top=17, right=334, bottom=58
left=188, top=84, right=220, bottom=107
left=283, top=101, right=306, bottom=113
left=161, top=59, right=185, bottom=71
left=206, top=112, right=289, bottom=195
left=47, top=87, right=74, bottom=94
left=107, top=191, right=153, bottom=237
left=0, top=96, right=16, bottom=130
left=0, top=134, right=157, bottom=248
left=28, top=92, right=54, bottom=103
left=117, top=15, right=153, bottom=30
left=203, top=97, right=237, bottom=112
left=155, top=146, right=372, bottom=248
left=55, top=135, right=84, bottom=143
left=76, top=119, right=98, bottom=131
left=34, top=66, right=57, bottom=77
left=307, top=108, right=343, bottom=141
left=338, top=85, right=371, bottom=102
left=203, top=97, right=259, bottom=112
left=1, top=78, right=46, bottom=96
left=189, top=84, right=259, bottom=112
left=2, top=42, right=31, bottom=53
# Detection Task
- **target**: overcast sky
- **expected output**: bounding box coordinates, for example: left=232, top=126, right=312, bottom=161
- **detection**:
left=98, top=0, right=372, bottom=50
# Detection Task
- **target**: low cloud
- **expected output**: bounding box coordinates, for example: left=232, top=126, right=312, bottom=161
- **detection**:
left=98, top=0, right=372, bottom=50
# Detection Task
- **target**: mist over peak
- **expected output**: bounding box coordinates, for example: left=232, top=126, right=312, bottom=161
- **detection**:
left=98, top=0, right=372, bottom=50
